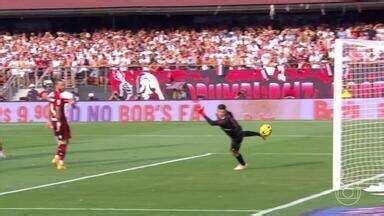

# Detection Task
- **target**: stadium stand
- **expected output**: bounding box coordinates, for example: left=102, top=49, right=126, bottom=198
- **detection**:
left=0, top=1, right=383, bottom=100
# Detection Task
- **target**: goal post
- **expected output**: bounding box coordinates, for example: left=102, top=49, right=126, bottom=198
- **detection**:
left=333, top=39, right=384, bottom=191
left=333, top=39, right=343, bottom=190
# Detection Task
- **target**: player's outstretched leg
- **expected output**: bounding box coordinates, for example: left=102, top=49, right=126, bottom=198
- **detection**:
left=243, top=131, right=265, bottom=140
left=232, top=149, right=247, bottom=171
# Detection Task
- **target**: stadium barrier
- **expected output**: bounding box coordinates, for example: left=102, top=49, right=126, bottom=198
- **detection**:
left=108, top=68, right=334, bottom=100
left=0, top=99, right=383, bottom=123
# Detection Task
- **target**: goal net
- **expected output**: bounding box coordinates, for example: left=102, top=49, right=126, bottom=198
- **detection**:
left=333, top=39, right=384, bottom=191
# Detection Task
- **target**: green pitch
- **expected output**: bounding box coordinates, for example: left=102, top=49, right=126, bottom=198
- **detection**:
left=0, top=121, right=381, bottom=216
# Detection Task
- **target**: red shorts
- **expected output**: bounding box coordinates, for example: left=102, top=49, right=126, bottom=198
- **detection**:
left=52, top=121, right=71, bottom=141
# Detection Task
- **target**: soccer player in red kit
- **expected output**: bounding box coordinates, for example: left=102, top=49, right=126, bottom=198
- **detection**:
left=47, top=81, right=74, bottom=170
left=0, top=140, right=5, bottom=159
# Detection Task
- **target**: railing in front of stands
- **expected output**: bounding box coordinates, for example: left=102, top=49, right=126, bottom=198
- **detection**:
left=0, top=62, right=336, bottom=101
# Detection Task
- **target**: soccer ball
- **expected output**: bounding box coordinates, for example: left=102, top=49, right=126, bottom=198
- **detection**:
left=259, top=124, right=272, bottom=137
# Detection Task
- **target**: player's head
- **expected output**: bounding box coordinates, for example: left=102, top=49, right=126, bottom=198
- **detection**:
left=216, top=104, right=227, bottom=118
left=39, top=90, right=48, bottom=100
left=55, top=80, right=65, bottom=92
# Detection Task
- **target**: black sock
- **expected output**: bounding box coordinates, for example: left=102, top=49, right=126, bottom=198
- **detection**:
left=236, top=154, right=246, bottom=165
left=243, top=131, right=261, bottom=137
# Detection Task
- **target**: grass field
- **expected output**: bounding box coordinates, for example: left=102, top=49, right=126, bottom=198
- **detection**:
left=0, top=121, right=382, bottom=216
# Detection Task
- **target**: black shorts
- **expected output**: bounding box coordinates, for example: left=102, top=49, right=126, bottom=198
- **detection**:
left=230, top=136, right=244, bottom=152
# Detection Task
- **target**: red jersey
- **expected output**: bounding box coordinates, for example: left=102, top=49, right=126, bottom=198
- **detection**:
left=48, top=91, right=68, bottom=123
left=47, top=90, right=73, bottom=141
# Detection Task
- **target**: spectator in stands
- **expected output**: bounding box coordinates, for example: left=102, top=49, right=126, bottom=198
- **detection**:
left=172, top=89, right=181, bottom=100
left=309, top=50, right=324, bottom=70
left=148, top=88, right=160, bottom=100
left=179, top=88, right=188, bottom=100
left=87, top=93, right=99, bottom=101
left=284, top=86, right=296, bottom=99
left=337, top=27, right=347, bottom=39
left=26, top=84, right=39, bottom=101
left=42, top=79, right=54, bottom=93
left=376, top=24, right=384, bottom=40
left=133, top=93, right=143, bottom=101
left=0, top=91, right=6, bottom=101
left=235, top=90, right=246, bottom=100
left=108, top=91, right=120, bottom=101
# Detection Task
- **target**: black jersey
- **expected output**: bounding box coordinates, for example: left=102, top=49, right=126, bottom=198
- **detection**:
left=203, top=111, right=243, bottom=138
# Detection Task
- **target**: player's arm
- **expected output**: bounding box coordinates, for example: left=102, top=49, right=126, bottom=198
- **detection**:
left=202, top=114, right=220, bottom=126
left=47, top=110, right=53, bottom=129
left=63, top=99, right=76, bottom=109
left=197, top=107, right=219, bottom=126
left=63, top=99, right=75, bottom=105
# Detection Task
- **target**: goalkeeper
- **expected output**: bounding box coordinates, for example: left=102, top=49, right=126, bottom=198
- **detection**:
left=197, top=104, right=265, bottom=170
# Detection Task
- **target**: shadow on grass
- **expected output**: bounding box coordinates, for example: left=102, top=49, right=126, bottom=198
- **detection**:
left=0, top=155, right=182, bottom=173
left=6, top=144, right=179, bottom=161
left=247, top=161, right=325, bottom=170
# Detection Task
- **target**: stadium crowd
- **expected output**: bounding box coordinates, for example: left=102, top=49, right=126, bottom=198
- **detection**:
left=0, top=22, right=383, bottom=101
left=0, top=23, right=383, bottom=78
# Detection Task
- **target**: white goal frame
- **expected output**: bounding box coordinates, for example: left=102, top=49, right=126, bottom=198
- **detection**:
left=333, top=39, right=384, bottom=190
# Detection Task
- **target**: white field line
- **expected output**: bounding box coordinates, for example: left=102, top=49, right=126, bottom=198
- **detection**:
left=252, top=173, right=384, bottom=216
left=0, top=153, right=212, bottom=197
left=0, top=207, right=261, bottom=213
left=252, top=189, right=334, bottom=216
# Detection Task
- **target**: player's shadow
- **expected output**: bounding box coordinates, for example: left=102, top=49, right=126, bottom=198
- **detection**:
left=5, top=152, right=52, bottom=160
left=0, top=163, right=55, bottom=172
left=246, top=161, right=325, bottom=170
left=6, top=144, right=179, bottom=161
left=0, top=144, right=182, bottom=172
left=70, top=155, right=180, bottom=166
left=11, top=143, right=52, bottom=150
left=0, top=155, right=182, bottom=173
left=70, top=143, right=180, bottom=154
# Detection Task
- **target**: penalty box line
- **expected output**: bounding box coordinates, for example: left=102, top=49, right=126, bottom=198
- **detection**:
left=0, top=153, right=212, bottom=197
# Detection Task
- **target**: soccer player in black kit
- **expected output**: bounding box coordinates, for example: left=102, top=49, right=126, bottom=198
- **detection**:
left=198, top=104, right=265, bottom=170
